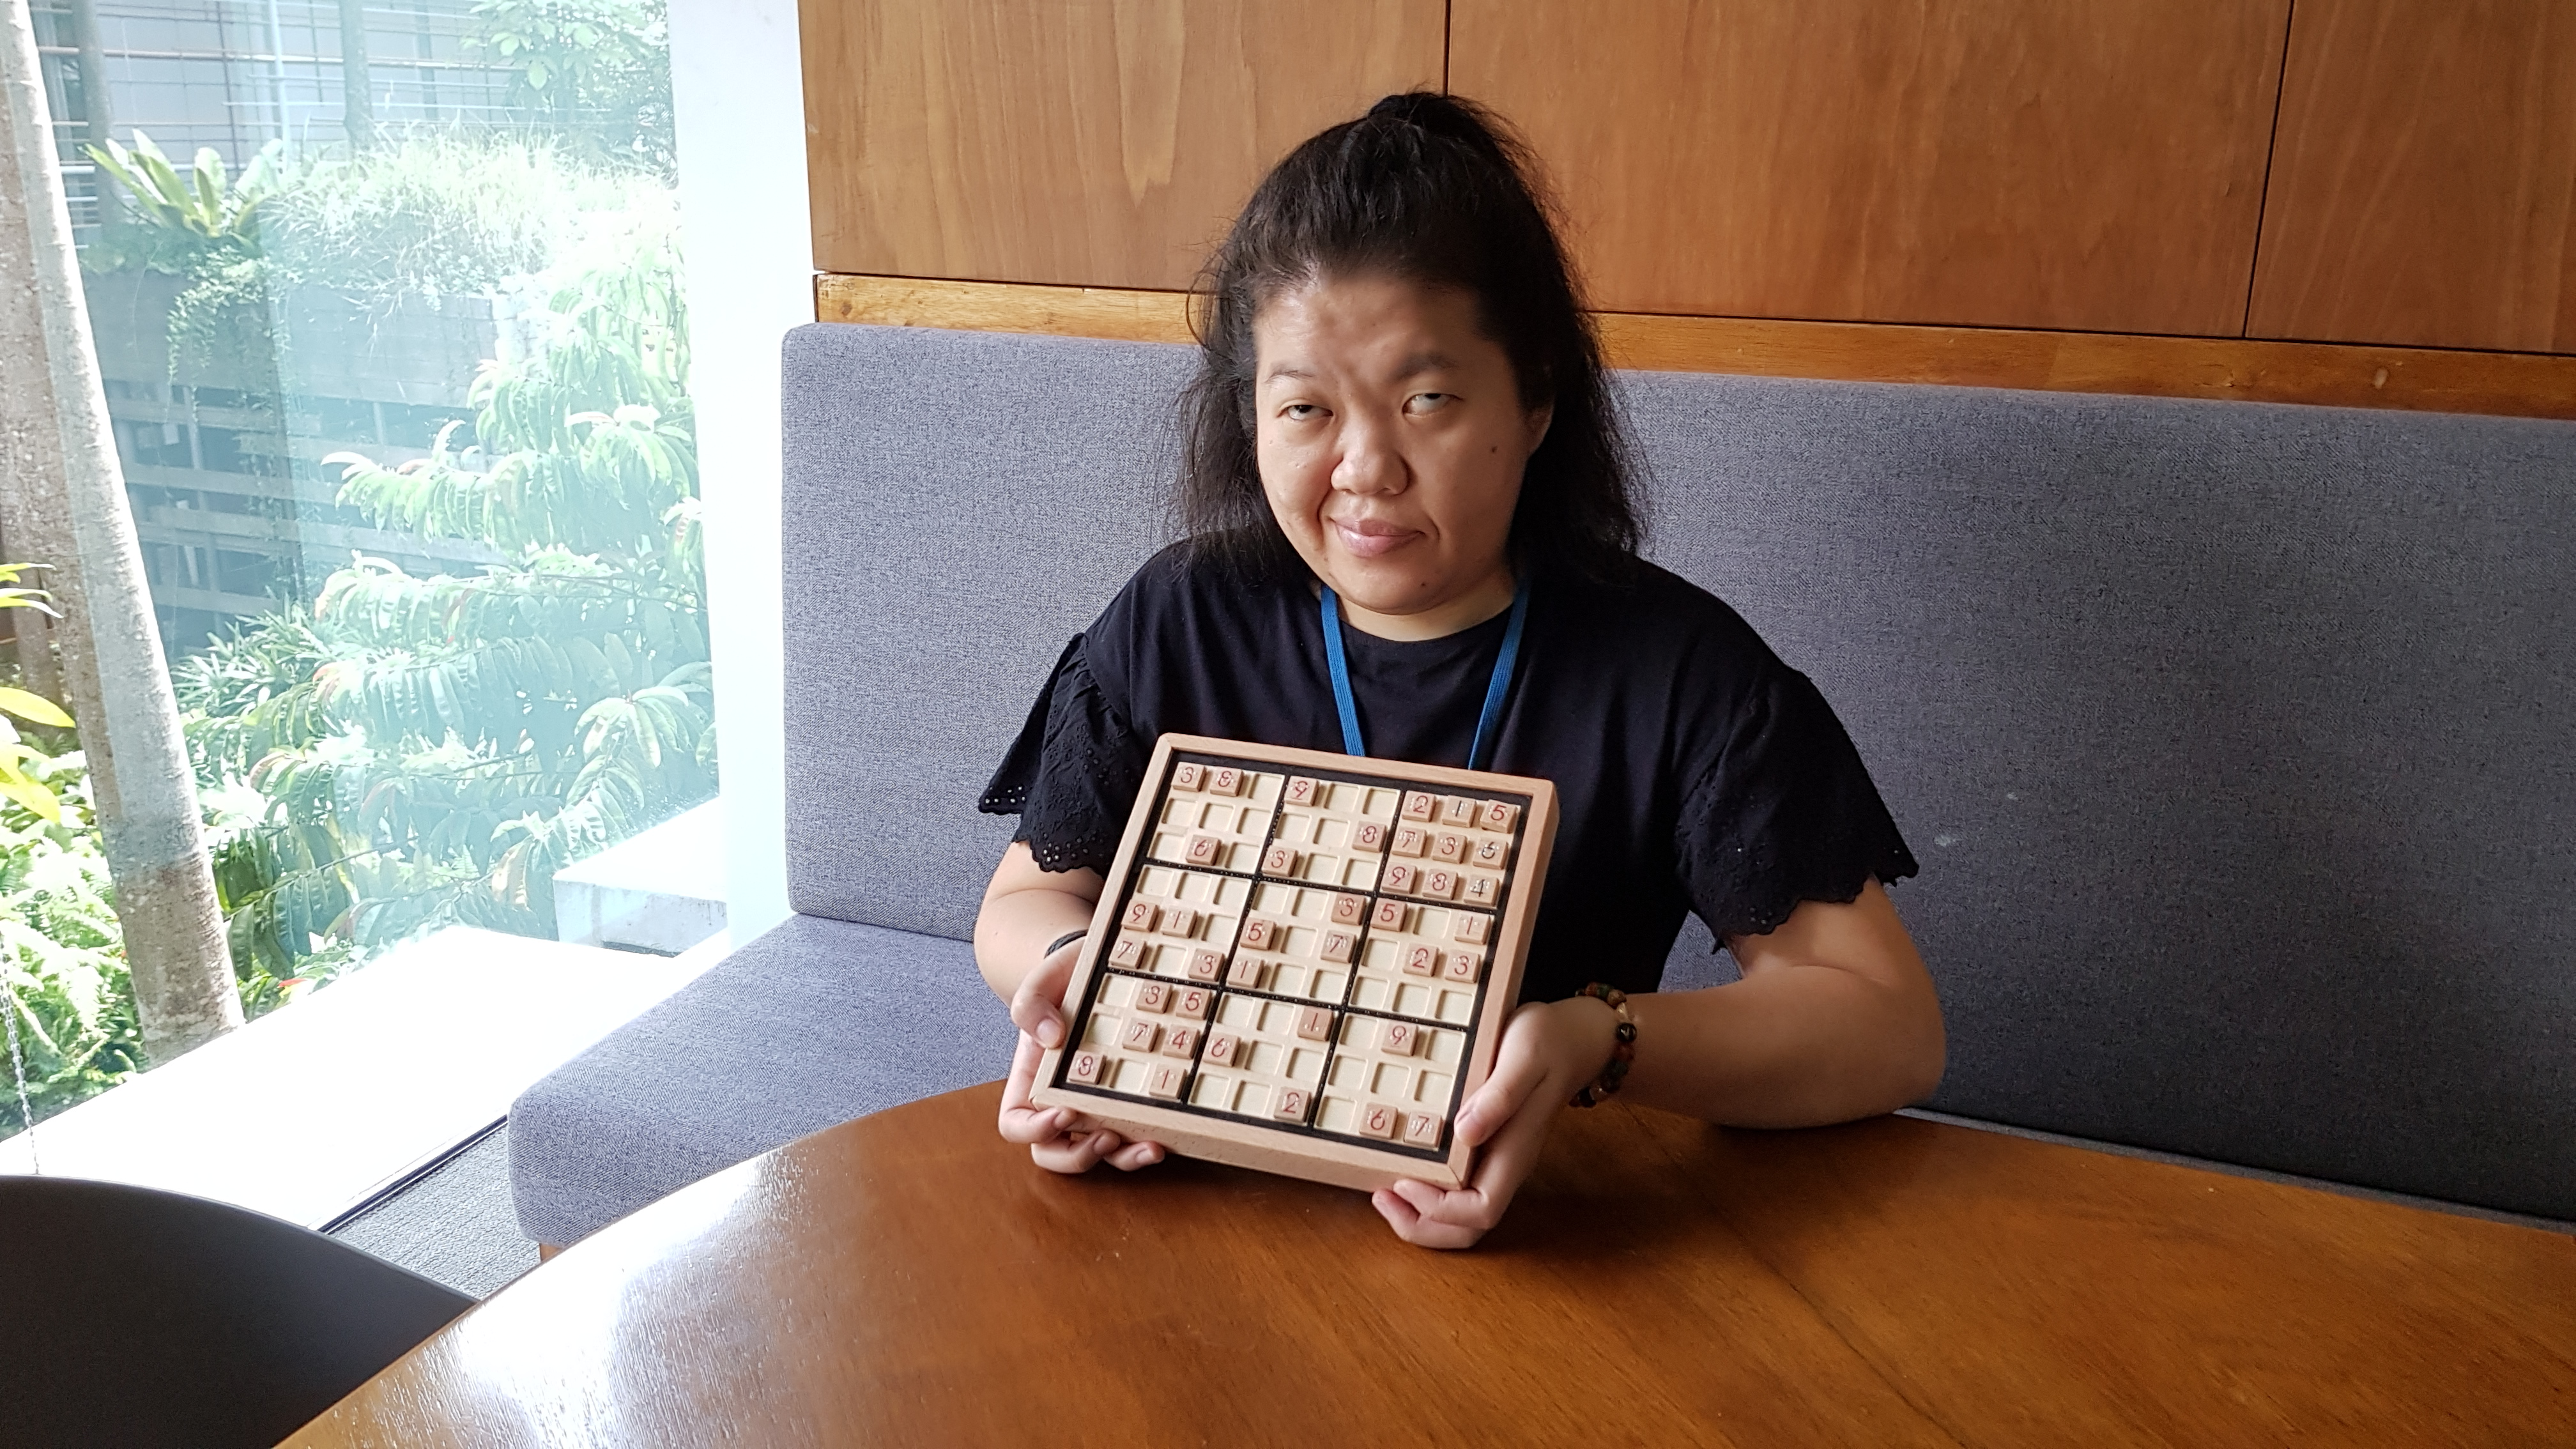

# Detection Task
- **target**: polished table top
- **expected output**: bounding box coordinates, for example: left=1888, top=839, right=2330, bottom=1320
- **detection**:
left=284, top=1084, right=2576, bottom=1446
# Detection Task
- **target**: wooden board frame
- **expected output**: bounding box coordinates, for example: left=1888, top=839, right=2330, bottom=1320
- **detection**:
left=1032, top=733, right=1560, bottom=1192
left=815, top=272, right=2576, bottom=421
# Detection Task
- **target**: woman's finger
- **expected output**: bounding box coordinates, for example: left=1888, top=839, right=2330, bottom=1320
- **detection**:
left=1009, top=943, right=1080, bottom=1048
left=996, top=1032, right=1045, bottom=1133
left=1372, top=1186, right=1486, bottom=1250
left=1102, top=1138, right=1166, bottom=1171
left=1031, top=1128, right=1116, bottom=1174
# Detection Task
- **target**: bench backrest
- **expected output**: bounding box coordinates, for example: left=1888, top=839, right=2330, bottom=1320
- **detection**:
left=781, top=322, right=2576, bottom=1221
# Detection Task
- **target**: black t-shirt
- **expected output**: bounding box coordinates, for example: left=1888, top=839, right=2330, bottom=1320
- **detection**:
left=979, top=543, right=1917, bottom=1002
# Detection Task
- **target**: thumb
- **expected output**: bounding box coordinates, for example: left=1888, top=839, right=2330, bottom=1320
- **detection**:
left=1453, top=1015, right=1549, bottom=1149
left=1011, top=951, right=1073, bottom=1048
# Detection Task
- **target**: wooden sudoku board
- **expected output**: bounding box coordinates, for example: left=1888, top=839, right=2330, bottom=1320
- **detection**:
left=1032, top=733, right=1558, bottom=1191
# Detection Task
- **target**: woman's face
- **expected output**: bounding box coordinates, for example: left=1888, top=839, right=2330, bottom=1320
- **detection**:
left=1252, top=273, right=1551, bottom=638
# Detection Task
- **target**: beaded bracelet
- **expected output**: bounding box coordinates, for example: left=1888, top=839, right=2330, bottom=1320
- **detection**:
left=1568, top=983, right=1637, bottom=1108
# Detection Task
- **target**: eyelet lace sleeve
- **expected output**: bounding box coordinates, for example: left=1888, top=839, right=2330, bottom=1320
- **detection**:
left=1673, top=664, right=1919, bottom=944
left=977, top=634, right=1149, bottom=876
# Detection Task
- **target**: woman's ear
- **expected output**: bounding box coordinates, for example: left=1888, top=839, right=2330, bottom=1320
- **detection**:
left=1524, top=401, right=1555, bottom=456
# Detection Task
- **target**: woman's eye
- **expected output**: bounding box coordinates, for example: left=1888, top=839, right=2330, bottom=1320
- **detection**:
left=1405, top=392, right=1453, bottom=415
left=1283, top=403, right=1322, bottom=422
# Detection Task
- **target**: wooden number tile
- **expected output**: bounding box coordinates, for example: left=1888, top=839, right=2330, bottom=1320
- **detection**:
left=1452, top=913, right=1491, bottom=945
left=1135, top=981, right=1172, bottom=1013
left=1184, top=834, right=1222, bottom=866
left=1272, top=1087, right=1312, bottom=1123
left=1318, top=930, right=1358, bottom=965
left=1239, top=916, right=1277, bottom=951
left=1384, top=863, right=1421, bottom=894
left=1176, top=986, right=1213, bottom=1018
left=1462, top=875, right=1501, bottom=908
left=1285, top=776, right=1318, bottom=806
left=1440, top=795, right=1478, bottom=827
left=1204, top=1031, right=1241, bottom=1068
left=1480, top=799, right=1519, bottom=833
left=1359, top=1101, right=1400, bottom=1140
left=1120, top=1019, right=1162, bottom=1053
left=1441, top=949, right=1483, bottom=984
left=1067, top=1049, right=1108, bottom=1085
left=1431, top=832, right=1467, bottom=864
left=1108, top=937, right=1147, bottom=969
left=1402, top=1111, right=1442, bottom=1147
left=1172, top=763, right=1205, bottom=792
left=1187, top=949, right=1225, bottom=982
left=1370, top=899, right=1409, bottom=931
left=1330, top=893, right=1367, bottom=926
left=1208, top=767, right=1243, bottom=797
left=1392, top=825, right=1430, bottom=859
left=1403, top=944, right=1441, bottom=977
left=1353, top=821, right=1388, bottom=851
left=1161, top=1025, right=1199, bottom=1059
left=1420, top=869, right=1460, bottom=901
left=1401, top=792, right=1438, bottom=822
left=1226, top=954, right=1267, bottom=989
left=1262, top=845, right=1300, bottom=876
left=1145, top=1062, right=1185, bottom=1100
left=1294, top=1006, right=1335, bottom=1041
left=1122, top=901, right=1161, bottom=932
left=1160, top=906, right=1202, bottom=939
left=1471, top=836, right=1508, bottom=869
left=1381, top=1020, right=1420, bottom=1056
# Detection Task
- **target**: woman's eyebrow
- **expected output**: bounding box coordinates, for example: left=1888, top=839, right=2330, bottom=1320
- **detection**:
left=1262, top=364, right=1316, bottom=383
left=1390, top=349, right=1459, bottom=379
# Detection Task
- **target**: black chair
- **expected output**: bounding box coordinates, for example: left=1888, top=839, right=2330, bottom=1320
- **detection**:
left=0, top=1176, right=473, bottom=1447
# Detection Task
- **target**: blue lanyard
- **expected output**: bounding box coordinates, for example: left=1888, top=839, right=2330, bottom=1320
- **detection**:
left=1320, top=579, right=1531, bottom=771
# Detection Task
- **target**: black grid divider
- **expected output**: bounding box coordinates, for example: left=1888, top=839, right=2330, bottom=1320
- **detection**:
left=1054, top=749, right=1537, bottom=1163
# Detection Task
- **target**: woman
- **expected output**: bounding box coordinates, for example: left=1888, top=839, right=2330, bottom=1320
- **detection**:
left=974, top=92, right=1943, bottom=1249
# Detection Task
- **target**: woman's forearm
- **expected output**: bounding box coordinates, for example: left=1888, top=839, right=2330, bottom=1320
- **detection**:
left=1611, top=881, right=1945, bottom=1126
left=972, top=842, right=1106, bottom=1006
left=1619, top=966, right=1945, bottom=1128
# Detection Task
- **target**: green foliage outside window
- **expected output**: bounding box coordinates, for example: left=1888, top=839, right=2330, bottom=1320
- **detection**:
left=181, top=206, right=711, bottom=979
left=0, top=747, right=142, bottom=1135
left=471, top=0, right=676, bottom=177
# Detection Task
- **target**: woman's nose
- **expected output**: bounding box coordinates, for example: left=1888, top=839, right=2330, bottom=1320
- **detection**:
left=1331, top=415, right=1406, bottom=494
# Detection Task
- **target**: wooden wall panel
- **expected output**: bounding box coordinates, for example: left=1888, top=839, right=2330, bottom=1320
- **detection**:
left=801, top=0, right=1445, bottom=291
left=1449, top=0, right=2291, bottom=335
left=818, top=274, right=2576, bottom=421
left=2249, top=1, right=2576, bottom=353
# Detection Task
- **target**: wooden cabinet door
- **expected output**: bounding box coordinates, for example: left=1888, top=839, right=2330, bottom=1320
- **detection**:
left=2250, top=0, right=2576, bottom=353
left=804, top=0, right=1445, bottom=291
left=1450, top=0, right=2292, bottom=335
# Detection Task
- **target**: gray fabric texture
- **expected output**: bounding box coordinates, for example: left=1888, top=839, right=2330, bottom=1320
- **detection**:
left=1620, top=372, right=2575, bottom=1220
left=507, top=914, right=1014, bottom=1245
left=780, top=324, right=1193, bottom=939
left=329, top=1124, right=537, bottom=1299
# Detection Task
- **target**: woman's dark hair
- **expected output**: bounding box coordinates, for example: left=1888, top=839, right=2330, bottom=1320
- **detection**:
left=1179, top=91, right=1641, bottom=583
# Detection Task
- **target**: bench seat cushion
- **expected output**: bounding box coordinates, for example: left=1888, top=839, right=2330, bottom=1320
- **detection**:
left=509, top=915, right=1015, bottom=1246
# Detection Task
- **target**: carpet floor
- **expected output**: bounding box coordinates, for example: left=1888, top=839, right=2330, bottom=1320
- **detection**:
left=327, top=1122, right=539, bottom=1300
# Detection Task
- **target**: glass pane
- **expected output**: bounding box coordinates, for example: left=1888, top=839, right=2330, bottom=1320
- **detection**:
left=9, top=0, right=707, bottom=1148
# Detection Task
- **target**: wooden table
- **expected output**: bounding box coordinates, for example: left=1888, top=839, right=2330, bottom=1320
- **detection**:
left=284, top=1084, right=2576, bottom=1446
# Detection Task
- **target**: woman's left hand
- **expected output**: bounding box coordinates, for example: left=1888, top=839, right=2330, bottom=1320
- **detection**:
left=1371, top=995, right=1617, bottom=1250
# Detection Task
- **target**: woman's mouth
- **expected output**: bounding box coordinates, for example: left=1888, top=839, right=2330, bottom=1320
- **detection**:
left=1330, top=516, right=1418, bottom=558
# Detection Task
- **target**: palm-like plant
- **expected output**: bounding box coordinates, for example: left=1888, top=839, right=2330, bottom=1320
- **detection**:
left=86, top=132, right=282, bottom=242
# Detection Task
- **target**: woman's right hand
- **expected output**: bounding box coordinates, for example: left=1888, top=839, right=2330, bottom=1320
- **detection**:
left=997, top=1030, right=1166, bottom=1172
left=994, top=935, right=1165, bottom=1173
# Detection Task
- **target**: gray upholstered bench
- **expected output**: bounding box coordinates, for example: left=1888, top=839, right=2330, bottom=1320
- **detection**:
left=509, top=323, right=2576, bottom=1248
